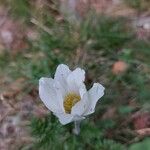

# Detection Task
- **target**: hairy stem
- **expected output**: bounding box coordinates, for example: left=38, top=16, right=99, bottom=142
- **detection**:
left=73, top=120, right=81, bottom=135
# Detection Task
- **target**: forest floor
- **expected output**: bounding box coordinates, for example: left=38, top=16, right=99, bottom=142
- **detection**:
left=0, top=0, right=150, bottom=150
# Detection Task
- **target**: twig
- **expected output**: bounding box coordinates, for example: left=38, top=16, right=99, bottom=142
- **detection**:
left=136, top=128, right=150, bottom=136
left=0, top=109, right=13, bottom=123
left=31, top=18, right=53, bottom=35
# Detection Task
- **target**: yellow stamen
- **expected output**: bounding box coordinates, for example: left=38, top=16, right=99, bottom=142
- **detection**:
left=64, top=93, right=81, bottom=114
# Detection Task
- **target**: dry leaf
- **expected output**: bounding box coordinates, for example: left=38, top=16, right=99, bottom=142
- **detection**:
left=112, top=60, right=128, bottom=75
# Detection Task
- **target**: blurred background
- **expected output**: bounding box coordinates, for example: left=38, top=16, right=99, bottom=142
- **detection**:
left=0, top=0, right=150, bottom=150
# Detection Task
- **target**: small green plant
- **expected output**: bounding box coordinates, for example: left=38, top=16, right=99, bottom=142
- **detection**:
left=125, top=0, right=150, bottom=11
left=80, top=15, right=133, bottom=53
left=125, top=0, right=141, bottom=9
left=30, top=114, right=126, bottom=150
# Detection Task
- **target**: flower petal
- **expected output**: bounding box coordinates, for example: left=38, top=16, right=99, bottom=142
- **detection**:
left=54, top=113, right=73, bottom=125
left=84, top=83, right=105, bottom=115
left=71, top=93, right=88, bottom=116
left=79, top=84, right=87, bottom=98
left=67, top=68, right=85, bottom=93
left=72, top=83, right=104, bottom=116
left=54, top=64, right=71, bottom=94
left=39, top=77, right=63, bottom=113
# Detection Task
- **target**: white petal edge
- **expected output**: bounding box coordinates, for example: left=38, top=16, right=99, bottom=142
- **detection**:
left=84, top=83, right=105, bottom=116
left=54, top=113, right=73, bottom=125
left=54, top=64, right=71, bottom=89
left=67, top=68, right=85, bottom=93
left=39, top=77, right=63, bottom=113
left=54, top=64, right=71, bottom=79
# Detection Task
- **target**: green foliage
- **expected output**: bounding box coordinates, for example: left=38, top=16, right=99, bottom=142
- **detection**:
left=30, top=114, right=66, bottom=150
left=96, top=119, right=116, bottom=129
left=30, top=115, right=126, bottom=150
left=125, top=0, right=150, bottom=11
left=125, top=0, right=141, bottom=9
left=80, top=16, right=133, bottom=53
left=129, top=138, right=150, bottom=150
left=118, top=106, right=135, bottom=115
left=95, top=139, right=126, bottom=150
left=6, top=0, right=30, bottom=19
left=129, top=40, right=150, bottom=64
left=0, top=52, right=10, bottom=69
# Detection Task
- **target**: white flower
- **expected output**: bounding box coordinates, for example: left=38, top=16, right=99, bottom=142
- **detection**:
left=39, top=64, right=105, bottom=125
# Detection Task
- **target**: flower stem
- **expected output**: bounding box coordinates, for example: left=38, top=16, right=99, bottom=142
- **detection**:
left=73, top=121, right=81, bottom=135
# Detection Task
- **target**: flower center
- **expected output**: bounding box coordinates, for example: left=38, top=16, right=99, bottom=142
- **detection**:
left=63, top=93, right=81, bottom=114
